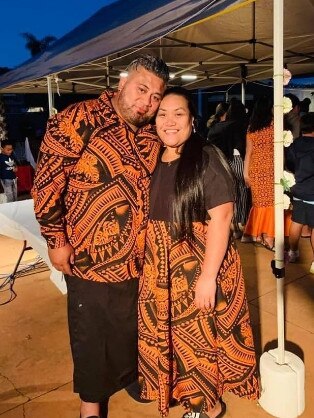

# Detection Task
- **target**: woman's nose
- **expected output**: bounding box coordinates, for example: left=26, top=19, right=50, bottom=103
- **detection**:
left=165, top=117, right=175, bottom=125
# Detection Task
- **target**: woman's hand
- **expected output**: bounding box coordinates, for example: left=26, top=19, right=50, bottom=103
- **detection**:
left=194, top=273, right=217, bottom=310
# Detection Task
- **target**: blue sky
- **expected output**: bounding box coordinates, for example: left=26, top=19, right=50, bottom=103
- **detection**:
left=1, top=0, right=116, bottom=69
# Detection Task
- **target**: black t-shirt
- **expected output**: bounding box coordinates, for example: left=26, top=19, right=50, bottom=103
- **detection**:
left=0, top=154, right=17, bottom=180
left=149, top=146, right=235, bottom=221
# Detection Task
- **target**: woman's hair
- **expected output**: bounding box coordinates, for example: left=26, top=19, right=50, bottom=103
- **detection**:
left=207, top=102, right=229, bottom=128
left=161, top=87, right=207, bottom=238
left=248, top=95, right=273, bottom=132
left=226, top=98, right=246, bottom=122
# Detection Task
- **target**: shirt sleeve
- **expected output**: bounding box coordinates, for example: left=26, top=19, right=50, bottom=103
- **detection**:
left=31, top=103, right=88, bottom=249
left=203, top=145, right=235, bottom=210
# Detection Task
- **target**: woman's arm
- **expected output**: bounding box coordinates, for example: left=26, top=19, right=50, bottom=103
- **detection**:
left=243, top=134, right=252, bottom=187
left=194, top=201, right=233, bottom=310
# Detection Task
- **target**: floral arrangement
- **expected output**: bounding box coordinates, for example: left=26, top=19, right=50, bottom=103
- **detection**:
left=281, top=71, right=295, bottom=208
left=281, top=171, right=296, bottom=210
left=283, top=129, right=293, bottom=147
left=283, top=96, right=293, bottom=114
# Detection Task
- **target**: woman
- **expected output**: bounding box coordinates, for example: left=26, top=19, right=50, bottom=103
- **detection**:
left=242, top=96, right=275, bottom=249
left=138, top=87, right=260, bottom=418
left=207, top=100, right=250, bottom=238
left=226, top=99, right=250, bottom=236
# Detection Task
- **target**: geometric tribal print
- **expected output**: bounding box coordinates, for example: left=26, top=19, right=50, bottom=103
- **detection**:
left=33, top=90, right=161, bottom=282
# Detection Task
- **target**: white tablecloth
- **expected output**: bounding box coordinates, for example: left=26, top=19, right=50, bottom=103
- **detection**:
left=0, top=199, right=66, bottom=294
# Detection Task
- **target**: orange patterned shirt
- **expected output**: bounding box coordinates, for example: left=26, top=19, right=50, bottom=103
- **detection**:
left=32, top=90, right=161, bottom=283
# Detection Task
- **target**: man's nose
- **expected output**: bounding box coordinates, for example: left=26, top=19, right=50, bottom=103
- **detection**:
left=141, top=94, right=152, bottom=107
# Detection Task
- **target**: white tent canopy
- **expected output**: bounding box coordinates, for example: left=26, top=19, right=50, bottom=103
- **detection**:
left=0, top=0, right=313, bottom=94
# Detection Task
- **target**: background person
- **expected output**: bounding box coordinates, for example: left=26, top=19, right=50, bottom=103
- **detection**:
left=32, top=55, right=169, bottom=418
left=138, top=87, right=259, bottom=418
left=285, top=112, right=314, bottom=273
left=243, top=96, right=276, bottom=249
left=0, top=141, right=18, bottom=202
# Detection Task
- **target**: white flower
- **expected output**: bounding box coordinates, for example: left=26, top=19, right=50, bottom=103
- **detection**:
left=283, top=69, right=292, bottom=86
left=283, top=96, right=293, bottom=114
left=283, top=130, right=293, bottom=147
left=281, top=171, right=296, bottom=191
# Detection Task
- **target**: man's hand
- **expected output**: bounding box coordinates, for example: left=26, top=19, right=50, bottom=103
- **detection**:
left=48, top=243, right=74, bottom=275
left=194, top=273, right=217, bottom=310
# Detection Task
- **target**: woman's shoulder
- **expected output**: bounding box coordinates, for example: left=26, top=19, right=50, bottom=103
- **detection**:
left=203, top=143, right=224, bottom=160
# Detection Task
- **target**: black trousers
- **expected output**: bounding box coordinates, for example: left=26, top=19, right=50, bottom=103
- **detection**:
left=65, top=275, right=139, bottom=402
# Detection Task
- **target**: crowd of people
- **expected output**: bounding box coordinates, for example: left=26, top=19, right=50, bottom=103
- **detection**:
left=1, top=54, right=312, bottom=418
left=207, top=92, right=313, bottom=274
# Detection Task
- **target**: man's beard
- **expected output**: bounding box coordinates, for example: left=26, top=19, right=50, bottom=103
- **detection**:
left=117, top=90, right=152, bottom=128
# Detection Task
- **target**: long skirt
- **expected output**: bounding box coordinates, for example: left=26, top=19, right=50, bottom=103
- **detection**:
left=138, top=220, right=260, bottom=417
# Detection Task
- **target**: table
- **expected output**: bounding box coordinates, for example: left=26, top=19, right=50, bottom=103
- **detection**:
left=0, top=199, right=65, bottom=294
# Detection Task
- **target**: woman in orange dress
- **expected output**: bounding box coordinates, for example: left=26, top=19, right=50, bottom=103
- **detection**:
left=243, top=96, right=275, bottom=250
left=138, top=87, right=260, bottom=418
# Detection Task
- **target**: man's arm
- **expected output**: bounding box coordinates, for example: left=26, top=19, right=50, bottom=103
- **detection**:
left=32, top=105, right=85, bottom=273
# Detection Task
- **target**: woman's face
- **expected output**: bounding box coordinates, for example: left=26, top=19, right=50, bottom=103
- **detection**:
left=156, top=93, right=193, bottom=149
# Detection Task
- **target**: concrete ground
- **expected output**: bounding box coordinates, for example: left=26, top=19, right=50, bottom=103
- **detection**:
left=0, top=234, right=313, bottom=418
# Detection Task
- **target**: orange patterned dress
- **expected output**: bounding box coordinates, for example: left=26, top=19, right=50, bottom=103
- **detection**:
left=139, top=149, right=260, bottom=417
left=244, top=124, right=275, bottom=239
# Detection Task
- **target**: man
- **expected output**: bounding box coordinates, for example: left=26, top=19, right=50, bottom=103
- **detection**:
left=32, top=55, right=169, bottom=418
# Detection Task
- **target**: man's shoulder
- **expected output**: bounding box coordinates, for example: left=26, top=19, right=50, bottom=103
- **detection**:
left=60, top=96, right=103, bottom=117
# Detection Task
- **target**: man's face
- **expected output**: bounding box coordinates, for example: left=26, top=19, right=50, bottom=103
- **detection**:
left=115, top=66, right=166, bottom=130
left=1, top=145, right=13, bottom=156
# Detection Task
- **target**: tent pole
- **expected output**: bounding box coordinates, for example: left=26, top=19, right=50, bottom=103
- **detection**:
left=106, top=57, right=110, bottom=88
left=273, top=0, right=285, bottom=365
left=241, top=81, right=245, bottom=105
left=47, top=76, right=54, bottom=118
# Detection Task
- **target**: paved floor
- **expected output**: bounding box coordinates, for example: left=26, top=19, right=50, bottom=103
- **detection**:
left=0, top=234, right=313, bottom=418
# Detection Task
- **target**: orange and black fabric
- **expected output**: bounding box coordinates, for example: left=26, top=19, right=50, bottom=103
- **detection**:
left=244, top=124, right=291, bottom=238
left=138, top=148, right=260, bottom=416
left=244, top=124, right=276, bottom=238
left=32, top=90, right=161, bottom=283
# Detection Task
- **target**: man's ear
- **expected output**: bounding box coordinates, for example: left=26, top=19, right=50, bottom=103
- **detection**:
left=118, top=76, right=127, bottom=91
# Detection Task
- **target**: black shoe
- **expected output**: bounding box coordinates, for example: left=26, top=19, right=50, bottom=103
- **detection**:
left=181, top=399, right=226, bottom=418
left=125, top=380, right=153, bottom=403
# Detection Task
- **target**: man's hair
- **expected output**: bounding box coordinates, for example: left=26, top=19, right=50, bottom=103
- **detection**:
left=300, top=112, right=314, bottom=134
left=126, top=54, right=169, bottom=83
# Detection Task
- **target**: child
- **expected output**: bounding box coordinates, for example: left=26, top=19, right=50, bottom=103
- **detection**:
left=0, top=141, right=18, bottom=202
left=285, top=112, right=314, bottom=274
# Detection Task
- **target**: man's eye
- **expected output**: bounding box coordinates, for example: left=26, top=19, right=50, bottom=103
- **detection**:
left=152, top=96, right=161, bottom=102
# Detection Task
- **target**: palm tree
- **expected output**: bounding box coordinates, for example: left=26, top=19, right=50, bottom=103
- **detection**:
left=21, top=33, right=57, bottom=57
